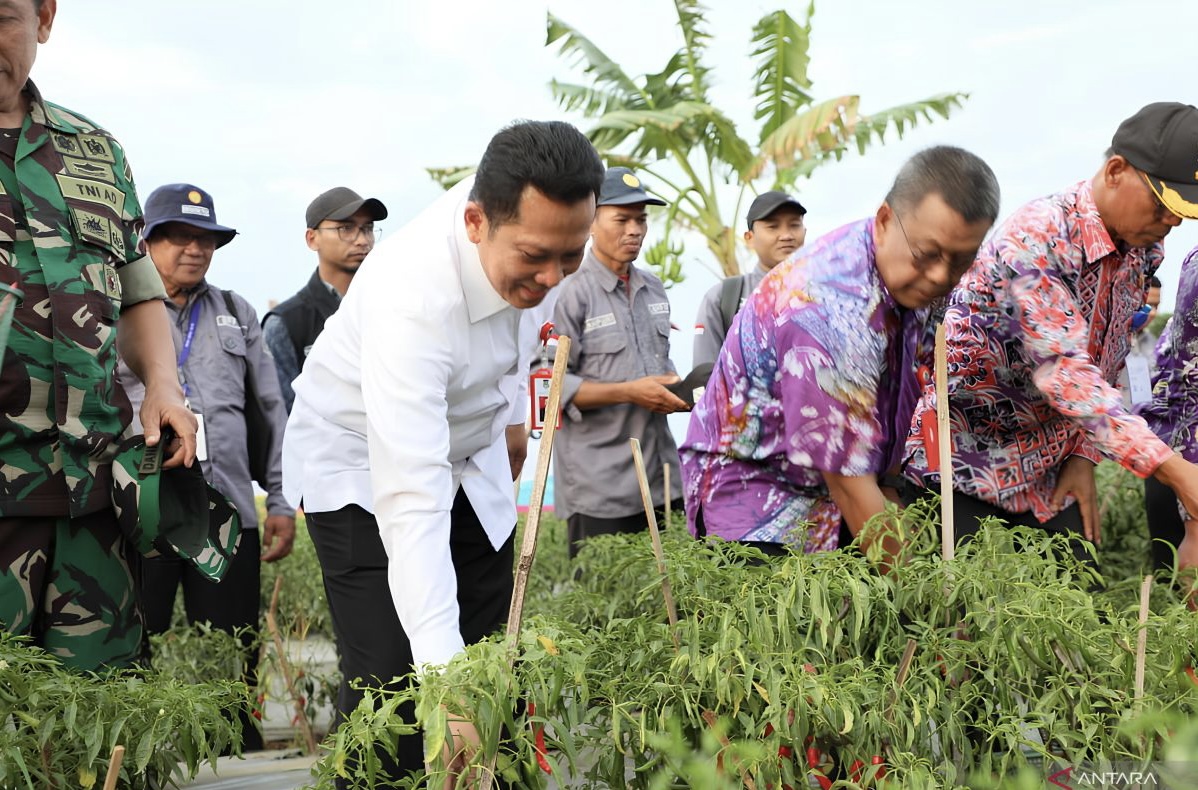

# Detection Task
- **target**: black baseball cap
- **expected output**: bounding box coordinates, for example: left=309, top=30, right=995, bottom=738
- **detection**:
left=143, top=184, right=238, bottom=248
left=1111, top=102, right=1198, bottom=220
left=597, top=167, right=667, bottom=207
left=306, top=187, right=389, bottom=229
left=746, top=191, right=806, bottom=229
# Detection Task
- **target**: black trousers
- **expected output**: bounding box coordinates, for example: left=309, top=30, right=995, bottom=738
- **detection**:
left=567, top=498, right=684, bottom=559
left=142, top=528, right=262, bottom=751
left=306, top=489, right=514, bottom=784
left=904, top=485, right=1092, bottom=568
left=1144, top=476, right=1186, bottom=572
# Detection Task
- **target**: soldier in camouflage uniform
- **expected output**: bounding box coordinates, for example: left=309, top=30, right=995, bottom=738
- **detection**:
left=0, top=0, right=198, bottom=672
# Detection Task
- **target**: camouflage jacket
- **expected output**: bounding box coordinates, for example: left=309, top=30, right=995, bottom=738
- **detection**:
left=0, top=81, right=166, bottom=518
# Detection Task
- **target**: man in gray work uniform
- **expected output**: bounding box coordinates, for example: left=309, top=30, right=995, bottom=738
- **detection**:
left=552, top=167, right=687, bottom=558
left=116, top=183, right=294, bottom=752
left=692, top=191, right=807, bottom=367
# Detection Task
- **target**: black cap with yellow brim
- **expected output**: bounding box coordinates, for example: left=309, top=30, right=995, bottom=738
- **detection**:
left=110, top=430, right=242, bottom=583
left=1111, top=102, right=1198, bottom=220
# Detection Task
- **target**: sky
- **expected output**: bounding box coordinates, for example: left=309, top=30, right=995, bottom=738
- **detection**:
left=34, top=0, right=1198, bottom=383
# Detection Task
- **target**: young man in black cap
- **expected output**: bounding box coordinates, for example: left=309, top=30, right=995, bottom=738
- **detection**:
left=552, top=167, right=687, bottom=558
left=116, top=183, right=294, bottom=750
left=692, top=190, right=807, bottom=367
left=262, top=187, right=388, bottom=412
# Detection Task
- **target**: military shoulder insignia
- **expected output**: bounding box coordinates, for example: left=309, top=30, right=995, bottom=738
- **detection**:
left=51, top=133, right=79, bottom=156
left=78, top=134, right=115, bottom=164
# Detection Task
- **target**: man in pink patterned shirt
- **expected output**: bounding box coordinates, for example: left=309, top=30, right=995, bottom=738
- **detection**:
left=904, top=102, right=1198, bottom=562
left=683, top=147, right=1000, bottom=561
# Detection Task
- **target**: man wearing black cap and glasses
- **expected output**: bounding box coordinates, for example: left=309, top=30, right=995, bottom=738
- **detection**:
left=116, top=183, right=294, bottom=751
left=552, top=167, right=687, bottom=558
left=262, top=187, right=387, bottom=412
left=693, top=190, right=807, bottom=368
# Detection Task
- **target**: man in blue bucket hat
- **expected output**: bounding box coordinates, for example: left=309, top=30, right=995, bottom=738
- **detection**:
left=118, top=182, right=294, bottom=750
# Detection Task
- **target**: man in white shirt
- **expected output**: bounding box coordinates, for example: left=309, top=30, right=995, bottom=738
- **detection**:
left=282, top=120, right=603, bottom=783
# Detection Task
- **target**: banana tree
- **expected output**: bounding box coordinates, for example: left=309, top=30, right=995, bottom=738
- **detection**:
left=429, top=1, right=968, bottom=279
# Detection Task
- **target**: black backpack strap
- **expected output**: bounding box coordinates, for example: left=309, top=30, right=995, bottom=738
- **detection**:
left=220, top=289, right=243, bottom=333
left=219, top=289, right=272, bottom=485
left=718, top=274, right=746, bottom=335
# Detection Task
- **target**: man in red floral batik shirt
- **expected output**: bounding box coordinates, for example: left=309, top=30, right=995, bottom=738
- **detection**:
left=903, top=102, right=1198, bottom=564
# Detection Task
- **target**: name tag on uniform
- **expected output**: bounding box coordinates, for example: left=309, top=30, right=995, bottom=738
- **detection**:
left=194, top=412, right=209, bottom=462
left=648, top=302, right=670, bottom=315
left=584, top=313, right=616, bottom=332
left=1125, top=355, right=1152, bottom=406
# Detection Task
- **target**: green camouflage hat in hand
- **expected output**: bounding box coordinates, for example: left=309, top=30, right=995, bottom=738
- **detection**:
left=110, top=429, right=242, bottom=583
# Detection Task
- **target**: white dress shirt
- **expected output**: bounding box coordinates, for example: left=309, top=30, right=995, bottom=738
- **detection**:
left=282, top=178, right=525, bottom=667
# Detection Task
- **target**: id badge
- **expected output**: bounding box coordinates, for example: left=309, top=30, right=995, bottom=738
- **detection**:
left=1124, top=355, right=1153, bottom=406
left=194, top=412, right=209, bottom=462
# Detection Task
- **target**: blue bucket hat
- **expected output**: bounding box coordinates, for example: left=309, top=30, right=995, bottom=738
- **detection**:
left=143, top=183, right=238, bottom=248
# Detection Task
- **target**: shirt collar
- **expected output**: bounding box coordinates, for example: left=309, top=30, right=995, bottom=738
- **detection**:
left=1069, top=179, right=1120, bottom=264
left=316, top=273, right=342, bottom=301
left=451, top=191, right=511, bottom=323
left=23, top=80, right=76, bottom=134
left=583, top=248, right=641, bottom=293
left=857, top=216, right=898, bottom=311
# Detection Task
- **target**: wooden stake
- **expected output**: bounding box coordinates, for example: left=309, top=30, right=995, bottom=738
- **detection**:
left=663, top=463, right=672, bottom=528
left=631, top=437, right=680, bottom=651
left=884, top=638, right=919, bottom=724
left=701, top=710, right=757, bottom=790
left=935, top=323, right=955, bottom=562
left=102, top=745, right=125, bottom=790
left=505, top=336, right=571, bottom=650
left=265, top=574, right=318, bottom=755
left=479, top=337, right=572, bottom=790
left=1134, top=574, right=1152, bottom=707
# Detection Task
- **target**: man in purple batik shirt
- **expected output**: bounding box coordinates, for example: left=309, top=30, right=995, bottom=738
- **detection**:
left=1139, top=245, right=1198, bottom=575
left=681, top=147, right=999, bottom=561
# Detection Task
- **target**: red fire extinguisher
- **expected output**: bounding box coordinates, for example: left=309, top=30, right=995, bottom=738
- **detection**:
left=530, top=322, right=561, bottom=436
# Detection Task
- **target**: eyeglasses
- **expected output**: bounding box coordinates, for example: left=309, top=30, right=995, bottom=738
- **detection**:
left=1140, top=173, right=1180, bottom=223
left=315, top=223, right=377, bottom=242
left=159, top=226, right=218, bottom=249
left=892, top=212, right=975, bottom=277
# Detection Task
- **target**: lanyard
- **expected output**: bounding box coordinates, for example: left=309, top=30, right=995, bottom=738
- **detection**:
left=177, top=301, right=201, bottom=397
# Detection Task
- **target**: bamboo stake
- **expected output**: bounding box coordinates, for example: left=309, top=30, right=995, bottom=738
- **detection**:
left=935, top=323, right=955, bottom=562
left=663, top=463, right=672, bottom=528
left=102, top=745, right=125, bottom=790
left=884, top=638, right=919, bottom=724
left=701, top=710, right=758, bottom=790
left=631, top=437, right=680, bottom=651
left=1134, top=574, right=1152, bottom=707
left=265, top=574, right=318, bottom=755
left=505, top=336, right=571, bottom=649
left=478, top=337, right=572, bottom=790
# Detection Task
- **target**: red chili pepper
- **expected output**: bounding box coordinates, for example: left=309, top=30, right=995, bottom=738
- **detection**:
left=849, top=759, right=865, bottom=783
left=760, top=722, right=794, bottom=759
left=251, top=708, right=262, bottom=720
left=806, top=746, right=832, bottom=790
left=872, top=754, right=887, bottom=779
left=527, top=702, right=551, bottom=774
